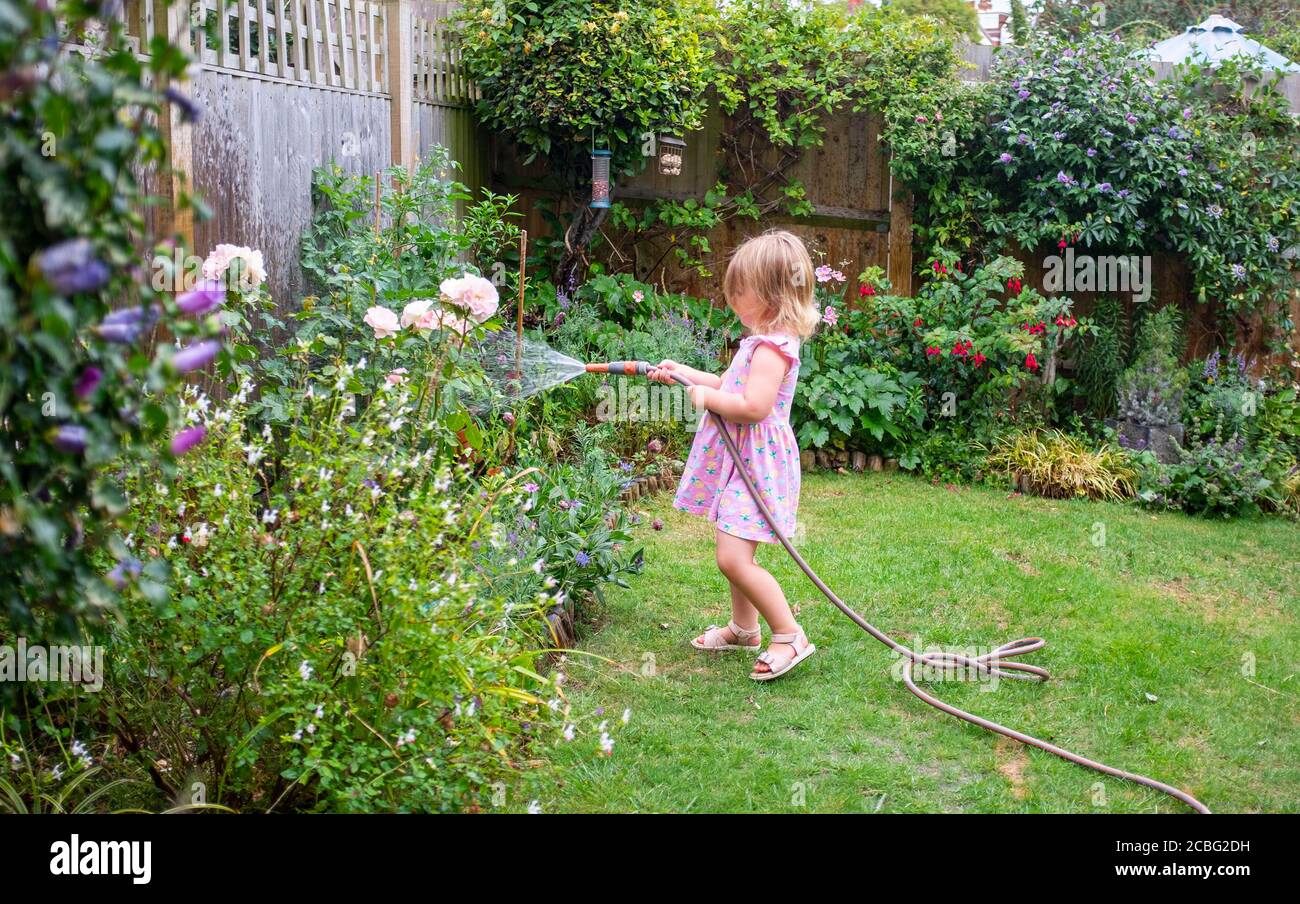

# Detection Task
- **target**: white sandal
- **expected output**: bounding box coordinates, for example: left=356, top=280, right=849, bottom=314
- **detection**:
left=691, top=620, right=762, bottom=653
left=751, top=627, right=816, bottom=681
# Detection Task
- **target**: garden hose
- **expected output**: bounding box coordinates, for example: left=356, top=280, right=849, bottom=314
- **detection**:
left=586, top=359, right=1211, bottom=814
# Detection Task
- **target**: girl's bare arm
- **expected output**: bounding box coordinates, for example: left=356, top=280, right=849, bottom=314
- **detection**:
left=695, top=344, right=786, bottom=425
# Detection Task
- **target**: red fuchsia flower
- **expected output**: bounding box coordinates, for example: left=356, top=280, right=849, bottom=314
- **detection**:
left=931, top=260, right=949, bottom=275
left=913, top=317, right=924, bottom=328
left=1058, top=238, right=1068, bottom=249
left=1066, top=317, right=1076, bottom=328
left=859, top=284, right=875, bottom=297
left=951, top=342, right=968, bottom=357
left=973, top=351, right=987, bottom=367
left=925, top=346, right=943, bottom=357
left=1025, top=353, right=1039, bottom=372
left=1007, top=277, right=1022, bottom=294
left=1054, top=315, right=1067, bottom=327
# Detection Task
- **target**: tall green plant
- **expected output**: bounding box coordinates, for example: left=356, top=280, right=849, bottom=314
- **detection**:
left=0, top=0, right=226, bottom=640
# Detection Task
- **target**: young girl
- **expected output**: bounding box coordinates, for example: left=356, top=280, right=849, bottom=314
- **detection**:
left=649, top=230, right=821, bottom=681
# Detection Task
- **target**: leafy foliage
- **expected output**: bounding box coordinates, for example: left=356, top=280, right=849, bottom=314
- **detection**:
left=0, top=0, right=227, bottom=640
left=889, top=26, right=1299, bottom=343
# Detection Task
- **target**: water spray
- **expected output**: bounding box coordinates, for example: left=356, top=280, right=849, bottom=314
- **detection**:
left=518, top=350, right=1210, bottom=813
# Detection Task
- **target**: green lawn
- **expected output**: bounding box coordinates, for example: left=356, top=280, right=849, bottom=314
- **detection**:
left=538, top=472, right=1300, bottom=813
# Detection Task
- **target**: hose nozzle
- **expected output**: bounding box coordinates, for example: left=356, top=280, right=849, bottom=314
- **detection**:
left=585, top=360, right=650, bottom=376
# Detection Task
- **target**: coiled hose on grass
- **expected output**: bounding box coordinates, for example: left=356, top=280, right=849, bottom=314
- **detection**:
left=592, top=360, right=1210, bottom=814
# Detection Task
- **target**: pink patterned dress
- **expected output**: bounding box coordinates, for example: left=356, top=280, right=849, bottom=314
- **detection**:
left=673, top=334, right=802, bottom=544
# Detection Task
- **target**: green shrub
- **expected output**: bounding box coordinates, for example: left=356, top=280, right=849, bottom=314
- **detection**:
left=986, top=429, right=1137, bottom=500
left=79, top=371, right=618, bottom=813
left=1139, top=428, right=1273, bottom=517
left=1115, top=306, right=1188, bottom=427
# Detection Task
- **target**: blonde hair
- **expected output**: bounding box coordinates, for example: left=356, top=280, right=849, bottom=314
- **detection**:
left=723, top=229, right=820, bottom=338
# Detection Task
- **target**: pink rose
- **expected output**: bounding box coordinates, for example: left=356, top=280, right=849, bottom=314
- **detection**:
left=202, top=244, right=266, bottom=289
left=440, top=273, right=499, bottom=323
left=401, top=299, right=435, bottom=329
left=364, top=306, right=400, bottom=338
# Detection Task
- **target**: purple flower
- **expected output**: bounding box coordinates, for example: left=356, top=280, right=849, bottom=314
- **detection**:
left=52, top=424, right=88, bottom=454
left=1017, top=133, right=1030, bottom=145
left=574, top=551, right=591, bottom=567
left=171, top=340, right=221, bottom=373
left=74, top=366, right=102, bottom=400
left=162, top=86, right=203, bottom=124
left=107, top=556, right=143, bottom=590
left=999, top=153, right=1014, bottom=164
left=1017, top=89, right=1030, bottom=100
left=170, top=425, right=207, bottom=455
left=95, top=304, right=158, bottom=344
left=1126, top=113, right=1137, bottom=124
left=176, top=280, right=226, bottom=315
left=1203, top=350, right=1221, bottom=380
left=1097, top=182, right=1112, bottom=192
left=1086, top=147, right=1096, bottom=157
left=523, top=481, right=540, bottom=493
left=39, top=239, right=110, bottom=295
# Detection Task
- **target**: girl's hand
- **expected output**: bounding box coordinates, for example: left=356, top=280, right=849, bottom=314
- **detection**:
left=687, top=384, right=714, bottom=411
left=647, top=360, right=680, bottom=385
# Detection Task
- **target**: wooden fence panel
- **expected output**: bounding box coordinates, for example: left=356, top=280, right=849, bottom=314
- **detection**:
left=190, top=69, right=392, bottom=312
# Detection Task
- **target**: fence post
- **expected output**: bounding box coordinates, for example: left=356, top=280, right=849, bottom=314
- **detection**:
left=887, top=176, right=914, bottom=297
left=160, top=1, right=195, bottom=253
left=386, top=0, right=414, bottom=173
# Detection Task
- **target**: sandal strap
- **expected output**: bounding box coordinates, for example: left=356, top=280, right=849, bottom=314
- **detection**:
left=727, top=620, right=761, bottom=640
left=769, top=629, right=804, bottom=645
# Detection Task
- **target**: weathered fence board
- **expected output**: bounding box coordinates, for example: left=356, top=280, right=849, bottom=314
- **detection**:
left=190, top=69, right=392, bottom=310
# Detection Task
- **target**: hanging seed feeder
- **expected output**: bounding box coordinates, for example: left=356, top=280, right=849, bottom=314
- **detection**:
left=590, top=149, right=612, bottom=208
left=657, top=135, right=686, bottom=177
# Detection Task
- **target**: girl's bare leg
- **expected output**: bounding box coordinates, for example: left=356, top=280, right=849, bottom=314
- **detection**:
left=712, top=528, right=803, bottom=674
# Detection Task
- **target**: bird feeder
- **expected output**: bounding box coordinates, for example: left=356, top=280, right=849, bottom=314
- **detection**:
left=657, top=135, right=686, bottom=177
left=590, top=149, right=612, bottom=208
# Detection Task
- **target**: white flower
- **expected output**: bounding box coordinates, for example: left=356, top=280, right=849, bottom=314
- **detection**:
left=563, top=723, right=575, bottom=741
left=527, top=800, right=542, bottom=814
left=531, top=559, right=544, bottom=575
left=599, top=732, right=615, bottom=756
left=262, top=508, right=278, bottom=524
left=299, top=660, right=313, bottom=681
left=621, top=708, right=632, bottom=725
